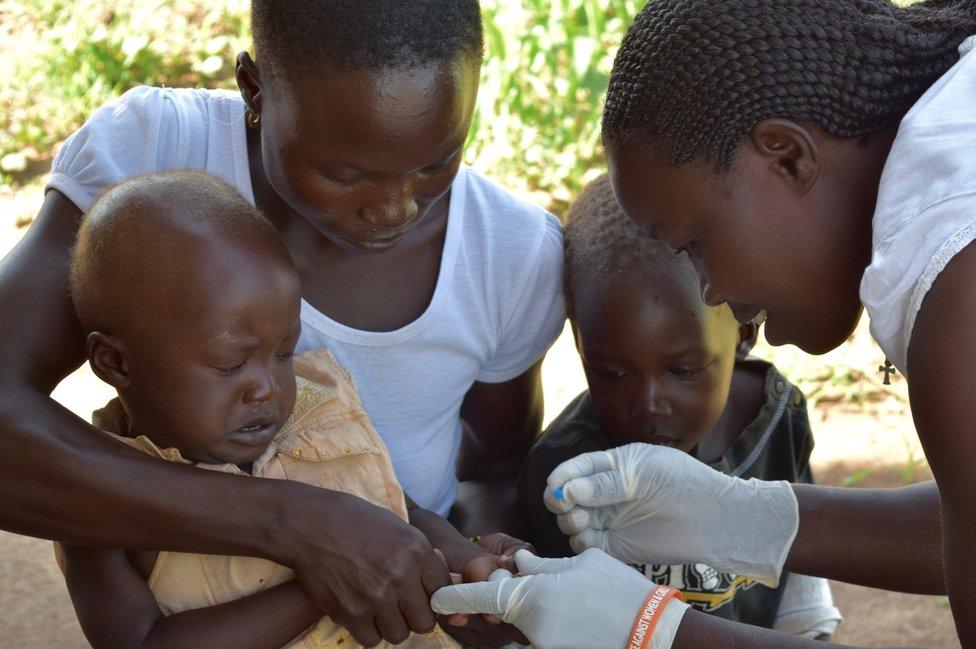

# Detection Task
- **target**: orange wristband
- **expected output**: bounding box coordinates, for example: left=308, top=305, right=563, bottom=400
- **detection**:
left=626, top=585, right=684, bottom=649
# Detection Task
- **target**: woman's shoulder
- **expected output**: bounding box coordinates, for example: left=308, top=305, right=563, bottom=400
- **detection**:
left=876, top=37, right=976, bottom=230
left=455, top=166, right=562, bottom=247
left=64, top=85, right=239, bottom=135
left=48, top=86, right=244, bottom=212
left=864, top=40, right=976, bottom=372
left=451, top=166, right=563, bottom=301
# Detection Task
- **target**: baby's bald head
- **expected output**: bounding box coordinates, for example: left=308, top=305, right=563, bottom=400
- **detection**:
left=70, top=171, right=295, bottom=338
left=71, top=171, right=302, bottom=466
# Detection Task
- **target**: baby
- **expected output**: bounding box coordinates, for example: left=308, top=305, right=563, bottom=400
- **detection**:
left=57, top=170, right=512, bottom=649
left=519, top=174, right=842, bottom=638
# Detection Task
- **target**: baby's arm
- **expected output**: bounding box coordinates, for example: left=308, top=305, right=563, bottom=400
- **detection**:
left=405, top=493, right=509, bottom=577
left=405, top=495, right=531, bottom=647
left=61, top=545, right=322, bottom=649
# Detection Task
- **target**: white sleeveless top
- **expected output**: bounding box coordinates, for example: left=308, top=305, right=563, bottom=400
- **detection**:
left=860, top=35, right=976, bottom=375
left=47, top=87, right=566, bottom=515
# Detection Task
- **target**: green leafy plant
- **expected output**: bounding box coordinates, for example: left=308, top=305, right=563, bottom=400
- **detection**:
left=0, top=1, right=248, bottom=186
left=468, top=0, right=646, bottom=215
left=899, top=437, right=928, bottom=485
left=1, top=0, right=647, bottom=219
left=842, top=467, right=875, bottom=488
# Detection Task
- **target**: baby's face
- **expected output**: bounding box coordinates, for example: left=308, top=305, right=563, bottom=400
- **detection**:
left=120, top=253, right=301, bottom=467
left=574, top=277, right=739, bottom=454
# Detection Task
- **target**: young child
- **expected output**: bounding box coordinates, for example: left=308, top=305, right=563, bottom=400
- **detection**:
left=518, top=175, right=841, bottom=637
left=58, top=170, right=518, bottom=649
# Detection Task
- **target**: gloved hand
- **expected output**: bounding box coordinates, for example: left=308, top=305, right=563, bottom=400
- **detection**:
left=544, top=443, right=799, bottom=587
left=431, top=548, right=688, bottom=649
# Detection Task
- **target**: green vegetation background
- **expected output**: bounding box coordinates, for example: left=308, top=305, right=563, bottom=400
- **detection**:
left=0, top=0, right=644, bottom=214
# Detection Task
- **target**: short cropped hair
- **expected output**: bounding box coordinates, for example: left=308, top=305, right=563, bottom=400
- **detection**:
left=252, top=0, right=484, bottom=77
left=564, top=173, right=692, bottom=319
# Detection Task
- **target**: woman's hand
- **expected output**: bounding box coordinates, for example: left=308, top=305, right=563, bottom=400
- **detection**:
left=276, top=484, right=451, bottom=647
left=432, top=548, right=689, bottom=649
left=545, top=443, right=799, bottom=587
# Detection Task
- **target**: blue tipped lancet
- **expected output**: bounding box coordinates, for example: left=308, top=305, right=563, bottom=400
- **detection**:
left=553, top=486, right=565, bottom=501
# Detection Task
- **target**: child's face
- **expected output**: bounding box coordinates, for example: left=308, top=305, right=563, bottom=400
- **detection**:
left=607, top=136, right=874, bottom=355
left=574, top=274, right=739, bottom=452
left=119, top=253, right=301, bottom=467
left=258, top=57, right=480, bottom=253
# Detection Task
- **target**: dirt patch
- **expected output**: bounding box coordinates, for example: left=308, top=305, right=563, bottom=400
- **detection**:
left=829, top=581, right=957, bottom=648
left=0, top=533, right=86, bottom=648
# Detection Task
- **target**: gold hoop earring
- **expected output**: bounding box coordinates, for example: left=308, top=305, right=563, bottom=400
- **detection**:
left=246, top=109, right=261, bottom=128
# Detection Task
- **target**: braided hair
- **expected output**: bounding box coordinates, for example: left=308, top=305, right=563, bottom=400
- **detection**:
left=603, top=0, right=976, bottom=167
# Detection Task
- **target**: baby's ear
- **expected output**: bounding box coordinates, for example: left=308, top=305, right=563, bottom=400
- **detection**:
left=86, top=332, right=131, bottom=390
left=736, top=322, right=759, bottom=360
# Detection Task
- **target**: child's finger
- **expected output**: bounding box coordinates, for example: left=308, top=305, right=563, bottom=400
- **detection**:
left=433, top=548, right=449, bottom=568
left=447, top=613, right=469, bottom=627
left=497, top=553, right=517, bottom=572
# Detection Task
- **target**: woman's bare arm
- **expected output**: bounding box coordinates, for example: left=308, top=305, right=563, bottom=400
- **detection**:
left=673, top=610, right=869, bottom=649
left=784, top=481, right=943, bottom=594
left=906, top=240, right=976, bottom=644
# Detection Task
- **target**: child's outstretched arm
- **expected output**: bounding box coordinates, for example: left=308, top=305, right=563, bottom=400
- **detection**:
left=406, top=496, right=531, bottom=647
left=62, top=545, right=322, bottom=649
left=455, top=360, right=545, bottom=535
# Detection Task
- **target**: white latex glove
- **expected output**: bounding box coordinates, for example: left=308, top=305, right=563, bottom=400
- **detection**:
left=431, top=548, right=688, bottom=649
left=544, top=443, right=799, bottom=587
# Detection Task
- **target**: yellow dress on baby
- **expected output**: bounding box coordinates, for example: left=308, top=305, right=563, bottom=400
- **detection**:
left=90, top=349, right=458, bottom=649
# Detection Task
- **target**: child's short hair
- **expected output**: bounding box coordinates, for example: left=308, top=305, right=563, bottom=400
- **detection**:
left=252, top=0, right=484, bottom=77
left=564, top=173, right=688, bottom=319
left=70, top=170, right=290, bottom=335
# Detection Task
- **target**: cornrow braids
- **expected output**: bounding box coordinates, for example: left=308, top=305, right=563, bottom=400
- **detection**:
left=564, top=173, right=689, bottom=319
left=603, top=0, right=976, bottom=167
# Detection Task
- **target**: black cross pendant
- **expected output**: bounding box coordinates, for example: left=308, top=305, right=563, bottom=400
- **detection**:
left=879, top=359, right=897, bottom=385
